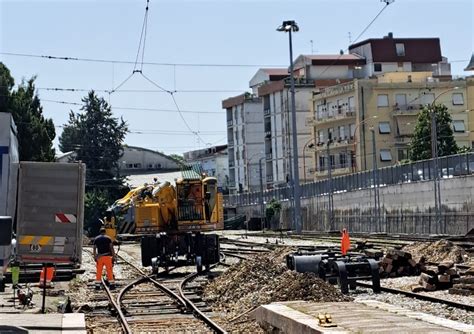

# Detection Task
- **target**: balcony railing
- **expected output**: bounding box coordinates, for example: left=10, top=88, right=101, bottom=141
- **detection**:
left=227, top=120, right=233, bottom=127
left=316, top=107, right=356, bottom=122
left=266, top=152, right=273, bottom=161
left=392, top=104, right=423, bottom=115
left=266, top=175, right=273, bottom=182
left=264, top=108, right=271, bottom=116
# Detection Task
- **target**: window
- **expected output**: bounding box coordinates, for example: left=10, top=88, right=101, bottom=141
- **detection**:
left=379, top=122, right=391, bottom=134
left=319, top=156, right=326, bottom=170
left=350, top=124, right=356, bottom=139
left=318, top=130, right=325, bottom=143
left=339, top=153, right=347, bottom=168
left=453, top=120, right=466, bottom=132
left=421, top=93, right=435, bottom=105
left=337, top=99, right=343, bottom=114
left=395, top=43, right=405, bottom=56
left=348, top=96, right=355, bottom=111
left=380, top=149, right=392, bottom=162
left=395, top=94, right=407, bottom=107
left=133, top=163, right=142, bottom=168
left=398, top=149, right=409, bottom=161
left=127, top=164, right=133, bottom=168
left=374, top=63, right=382, bottom=72
left=452, top=93, right=464, bottom=105
left=338, top=125, right=345, bottom=139
left=377, top=94, right=389, bottom=107
left=330, top=155, right=336, bottom=168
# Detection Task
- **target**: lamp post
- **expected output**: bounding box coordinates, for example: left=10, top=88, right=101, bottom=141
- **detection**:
left=277, top=20, right=302, bottom=233
left=326, top=137, right=334, bottom=231
left=430, top=87, right=459, bottom=233
left=259, top=157, right=265, bottom=229
left=370, top=128, right=381, bottom=233
left=303, top=137, right=315, bottom=183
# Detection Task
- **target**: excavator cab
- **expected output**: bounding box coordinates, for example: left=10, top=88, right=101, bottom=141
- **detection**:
left=103, top=210, right=117, bottom=242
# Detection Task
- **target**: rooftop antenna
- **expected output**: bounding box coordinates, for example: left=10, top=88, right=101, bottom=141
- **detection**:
left=310, top=40, right=314, bottom=54
left=348, top=32, right=352, bottom=44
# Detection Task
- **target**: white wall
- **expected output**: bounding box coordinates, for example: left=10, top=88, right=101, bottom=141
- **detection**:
left=121, top=147, right=179, bottom=171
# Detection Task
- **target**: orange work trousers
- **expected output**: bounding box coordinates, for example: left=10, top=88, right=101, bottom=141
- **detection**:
left=96, top=255, right=114, bottom=283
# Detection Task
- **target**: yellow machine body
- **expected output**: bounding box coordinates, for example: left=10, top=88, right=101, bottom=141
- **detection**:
left=111, top=175, right=223, bottom=235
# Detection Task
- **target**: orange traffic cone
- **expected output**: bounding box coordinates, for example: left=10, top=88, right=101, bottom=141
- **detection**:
left=39, top=267, right=55, bottom=288
left=341, top=228, right=351, bottom=256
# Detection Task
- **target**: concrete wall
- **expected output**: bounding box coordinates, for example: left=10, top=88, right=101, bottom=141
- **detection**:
left=234, top=175, right=474, bottom=236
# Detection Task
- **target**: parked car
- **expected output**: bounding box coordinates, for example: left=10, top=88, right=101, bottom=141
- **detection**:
left=453, top=161, right=474, bottom=176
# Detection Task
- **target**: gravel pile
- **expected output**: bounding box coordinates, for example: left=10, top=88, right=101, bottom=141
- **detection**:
left=402, top=239, right=468, bottom=264
left=205, top=249, right=350, bottom=320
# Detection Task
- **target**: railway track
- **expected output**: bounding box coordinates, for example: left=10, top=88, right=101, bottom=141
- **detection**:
left=218, top=245, right=474, bottom=313
left=83, top=249, right=227, bottom=333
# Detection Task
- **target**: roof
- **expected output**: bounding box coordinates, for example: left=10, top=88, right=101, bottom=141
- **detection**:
left=260, top=68, right=289, bottom=75
left=465, top=54, right=474, bottom=71
left=349, top=37, right=442, bottom=63
left=222, top=93, right=260, bottom=109
left=294, top=54, right=366, bottom=67
left=126, top=171, right=182, bottom=187
left=123, top=145, right=182, bottom=165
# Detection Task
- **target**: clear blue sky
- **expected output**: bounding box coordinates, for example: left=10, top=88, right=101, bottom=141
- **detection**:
left=1, top=0, right=472, bottom=155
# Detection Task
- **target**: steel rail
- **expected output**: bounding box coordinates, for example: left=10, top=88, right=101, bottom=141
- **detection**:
left=101, top=277, right=133, bottom=334
left=178, top=268, right=228, bottom=334
left=356, top=282, right=474, bottom=312
left=117, top=254, right=226, bottom=332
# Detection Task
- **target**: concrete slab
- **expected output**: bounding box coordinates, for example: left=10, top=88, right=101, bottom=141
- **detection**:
left=253, top=301, right=474, bottom=334
left=0, top=313, right=86, bottom=333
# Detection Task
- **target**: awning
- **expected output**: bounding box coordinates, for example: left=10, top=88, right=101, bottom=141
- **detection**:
left=396, top=117, right=416, bottom=136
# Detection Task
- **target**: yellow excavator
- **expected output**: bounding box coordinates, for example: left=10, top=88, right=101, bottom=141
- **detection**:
left=105, top=168, right=223, bottom=272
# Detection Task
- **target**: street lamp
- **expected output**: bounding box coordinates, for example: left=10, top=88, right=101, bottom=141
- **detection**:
left=430, top=86, right=459, bottom=233
left=277, top=20, right=302, bottom=233
left=303, top=137, right=315, bottom=183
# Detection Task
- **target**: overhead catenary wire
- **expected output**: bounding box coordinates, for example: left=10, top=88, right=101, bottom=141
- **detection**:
left=316, top=0, right=394, bottom=78
left=42, top=99, right=223, bottom=114
left=0, top=52, right=286, bottom=68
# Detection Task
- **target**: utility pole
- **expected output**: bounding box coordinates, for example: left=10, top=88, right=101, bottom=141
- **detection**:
left=371, top=129, right=380, bottom=232
left=431, top=110, right=442, bottom=233
left=259, top=157, right=265, bottom=230
left=326, top=138, right=334, bottom=231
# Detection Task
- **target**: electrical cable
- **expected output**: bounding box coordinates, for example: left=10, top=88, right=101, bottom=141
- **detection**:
left=41, top=99, right=222, bottom=114
left=0, top=52, right=285, bottom=68
left=317, top=0, right=394, bottom=78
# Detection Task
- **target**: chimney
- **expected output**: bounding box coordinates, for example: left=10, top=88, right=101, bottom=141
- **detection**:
left=384, top=32, right=394, bottom=39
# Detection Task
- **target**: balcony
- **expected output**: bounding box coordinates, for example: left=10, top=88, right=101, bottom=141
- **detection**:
left=229, top=160, right=235, bottom=167
left=264, top=108, right=271, bottom=117
left=392, top=104, right=423, bottom=116
left=313, top=137, right=355, bottom=151
left=266, top=175, right=274, bottom=182
left=394, top=136, right=412, bottom=145
left=228, top=140, right=234, bottom=147
left=315, top=107, right=356, bottom=124
left=266, top=152, right=273, bottom=161
left=314, top=166, right=352, bottom=178
left=227, top=119, right=233, bottom=127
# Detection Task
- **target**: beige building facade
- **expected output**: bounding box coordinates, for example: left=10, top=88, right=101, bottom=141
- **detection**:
left=310, top=72, right=471, bottom=179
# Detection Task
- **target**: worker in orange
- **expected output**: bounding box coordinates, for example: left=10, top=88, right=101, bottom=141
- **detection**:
left=341, top=228, right=351, bottom=256
left=93, top=227, right=116, bottom=290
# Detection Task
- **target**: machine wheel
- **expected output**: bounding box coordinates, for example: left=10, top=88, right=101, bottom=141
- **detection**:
left=196, top=256, right=203, bottom=273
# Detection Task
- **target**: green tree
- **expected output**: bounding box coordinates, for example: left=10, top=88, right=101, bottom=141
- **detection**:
left=59, top=91, right=128, bottom=235
left=0, top=62, right=56, bottom=161
left=409, top=104, right=459, bottom=161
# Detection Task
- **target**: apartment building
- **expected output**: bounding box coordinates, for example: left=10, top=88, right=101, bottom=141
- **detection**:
left=310, top=72, right=470, bottom=179
left=222, top=93, right=265, bottom=193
